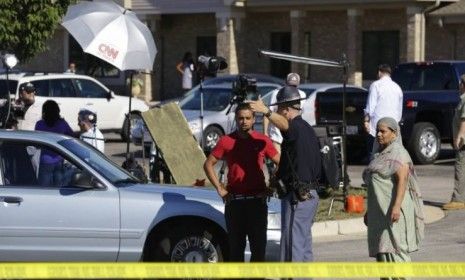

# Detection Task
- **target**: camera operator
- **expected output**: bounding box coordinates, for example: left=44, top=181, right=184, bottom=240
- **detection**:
left=249, top=85, right=321, bottom=265
left=8, top=82, right=42, bottom=130
left=203, top=102, right=280, bottom=262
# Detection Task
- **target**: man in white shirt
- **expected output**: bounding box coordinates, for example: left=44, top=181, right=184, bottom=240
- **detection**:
left=78, top=109, right=105, bottom=153
left=16, top=82, right=42, bottom=131
left=364, top=64, right=403, bottom=158
left=264, top=73, right=307, bottom=153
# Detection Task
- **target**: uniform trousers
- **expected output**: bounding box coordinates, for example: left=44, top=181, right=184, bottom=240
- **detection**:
left=280, top=189, right=319, bottom=262
left=224, top=197, right=268, bottom=262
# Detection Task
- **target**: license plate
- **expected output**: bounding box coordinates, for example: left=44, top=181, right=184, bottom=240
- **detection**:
left=346, top=125, right=359, bottom=135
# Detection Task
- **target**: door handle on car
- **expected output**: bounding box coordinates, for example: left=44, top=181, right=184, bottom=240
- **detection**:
left=0, top=196, right=23, bottom=204
left=85, top=103, right=94, bottom=106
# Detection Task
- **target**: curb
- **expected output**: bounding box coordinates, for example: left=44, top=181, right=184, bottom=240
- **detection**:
left=312, top=205, right=445, bottom=238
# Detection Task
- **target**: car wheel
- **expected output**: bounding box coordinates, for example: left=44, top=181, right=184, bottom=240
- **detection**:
left=121, top=112, right=141, bottom=142
left=408, top=122, right=440, bottom=164
left=146, top=225, right=226, bottom=263
left=203, top=126, right=223, bottom=152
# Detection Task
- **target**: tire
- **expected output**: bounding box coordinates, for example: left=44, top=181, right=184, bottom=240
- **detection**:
left=203, top=126, right=223, bottom=152
left=145, top=225, right=226, bottom=263
left=120, top=112, right=141, bottom=142
left=408, top=122, right=440, bottom=164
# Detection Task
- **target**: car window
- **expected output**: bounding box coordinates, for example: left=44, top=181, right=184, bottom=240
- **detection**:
left=74, top=79, right=108, bottom=98
left=392, top=63, right=459, bottom=91
left=299, top=88, right=317, bottom=98
left=59, top=138, right=139, bottom=184
left=257, top=86, right=278, bottom=97
left=30, top=80, right=50, bottom=97
left=0, top=141, right=86, bottom=188
left=49, top=79, right=76, bottom=97
left=179, top=88, right=232, bottom=111
left=0, top=80, right=18, bottom=96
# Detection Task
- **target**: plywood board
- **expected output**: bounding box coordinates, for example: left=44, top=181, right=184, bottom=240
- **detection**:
left=141, top=103, right=209, bottom=186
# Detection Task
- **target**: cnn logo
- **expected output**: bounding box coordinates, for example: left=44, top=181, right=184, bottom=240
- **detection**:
left=98, top=44, right=119, bottom=60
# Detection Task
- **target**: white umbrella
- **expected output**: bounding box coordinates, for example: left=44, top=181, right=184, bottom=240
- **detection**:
left=62, top=0, right=157, bottom=161
left=61, top=0, right=156, bottom=71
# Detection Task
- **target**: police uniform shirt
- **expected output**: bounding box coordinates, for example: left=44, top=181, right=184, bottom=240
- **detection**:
left=277, top=116, right=321, bottom=184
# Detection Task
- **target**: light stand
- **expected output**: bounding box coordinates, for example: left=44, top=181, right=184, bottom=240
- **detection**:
left=125, top=70, right=135, bottom=160
left=199, top=74, right=205, bottom=151
left=1, top=53, right=18, bottom=128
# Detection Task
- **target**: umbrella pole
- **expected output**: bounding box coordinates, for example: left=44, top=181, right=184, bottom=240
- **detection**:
left=126, top=71, right=134, bottom=161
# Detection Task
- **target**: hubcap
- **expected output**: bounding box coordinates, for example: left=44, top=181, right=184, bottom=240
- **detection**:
left=419, top=130, right=438, bottom=159
left=171, top=236, right=218, bottom=263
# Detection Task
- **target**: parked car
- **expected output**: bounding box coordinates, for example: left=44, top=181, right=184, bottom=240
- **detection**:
left=314, top=61, right=465, bottom=164
left=0, top=72, right=149, bottom=140
left=261, top=83, right=367, bottom=126
left=0, top=129, right=281, bottom=261
left=178, top=82, right=281, bottom=151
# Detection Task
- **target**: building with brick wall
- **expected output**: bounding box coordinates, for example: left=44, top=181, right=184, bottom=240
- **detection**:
left=19, top=0, right=465, bottom=102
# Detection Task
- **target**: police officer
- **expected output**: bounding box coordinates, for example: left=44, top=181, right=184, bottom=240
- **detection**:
left=78, top=109, right=105, bottom=153
left=249, top=85, right=321, bottom=264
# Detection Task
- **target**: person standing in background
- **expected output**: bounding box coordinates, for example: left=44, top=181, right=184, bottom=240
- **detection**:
left=35, top=100, right=74, bottom=186
left=443, top=74, right=465, bottom=210
left=364, top=64, right=403, bottom=161
left=78, top=109, right=105, bottom=153
left=176, top=52, right=195, bottom=92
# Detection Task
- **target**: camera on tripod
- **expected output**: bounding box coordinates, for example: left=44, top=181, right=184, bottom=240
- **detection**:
left=230, top=74, right=258, bottom=104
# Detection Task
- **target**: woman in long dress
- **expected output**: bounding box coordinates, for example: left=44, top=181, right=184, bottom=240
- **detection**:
left=363, top=117, right=425, bottom=272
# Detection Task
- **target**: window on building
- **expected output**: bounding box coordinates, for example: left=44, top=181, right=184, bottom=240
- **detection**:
left=68, top=36, right=120, bottom=78
left=270, top=32, right=291, bottom=79
left=362, top=31, right=399, bottom=80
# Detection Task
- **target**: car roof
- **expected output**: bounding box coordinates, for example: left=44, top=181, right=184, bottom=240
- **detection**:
left=0, top=72, right=99, bottom=81
left=298, top=83, right=366, bottom=91
left=202, top=73, right=285, bottom=86
left=0, top=129, right=72, bottom=143
left=197, top=81, right=281, bottom=90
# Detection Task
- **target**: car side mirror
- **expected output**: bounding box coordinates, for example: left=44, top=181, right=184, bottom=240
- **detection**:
left=70, top=171, right=103, bottom=189
left=106, top=91, right=113, bottom=101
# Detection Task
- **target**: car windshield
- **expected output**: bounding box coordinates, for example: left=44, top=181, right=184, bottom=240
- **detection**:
left=299, top=87, right=317, bottom=98
left=59, top=138, right=139, bottom=184
left=179, top=88, right=232, bottom=111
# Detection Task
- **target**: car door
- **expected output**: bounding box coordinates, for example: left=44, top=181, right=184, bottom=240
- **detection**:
left=73, top=78, right=115, bottom=130
left=0, top=140, right=120, bottom=261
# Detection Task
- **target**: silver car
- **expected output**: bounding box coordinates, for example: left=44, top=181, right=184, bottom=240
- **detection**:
left=179, top=83, right=281, bottom=151
left=0, top=130, right=281, bottom=261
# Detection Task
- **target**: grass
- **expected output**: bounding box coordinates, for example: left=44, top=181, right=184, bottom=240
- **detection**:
left=314, top=186, right=367, bottom=222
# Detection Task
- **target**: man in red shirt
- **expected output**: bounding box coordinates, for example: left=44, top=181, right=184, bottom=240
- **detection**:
left=204, top=102, right=280, bottom=262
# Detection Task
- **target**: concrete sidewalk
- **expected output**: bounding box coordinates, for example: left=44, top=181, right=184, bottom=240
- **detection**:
left=312, top=204, right=445, bottom=239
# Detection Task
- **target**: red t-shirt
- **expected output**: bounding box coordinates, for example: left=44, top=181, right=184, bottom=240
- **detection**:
left=211, top=130, right=278, bottom=195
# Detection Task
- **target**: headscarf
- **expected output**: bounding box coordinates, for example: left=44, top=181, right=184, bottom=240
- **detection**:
left=365, top=117, right=425, bottom=244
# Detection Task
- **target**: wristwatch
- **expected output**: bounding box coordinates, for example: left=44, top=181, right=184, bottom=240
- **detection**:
left=264, top=109, right=272, bottom=118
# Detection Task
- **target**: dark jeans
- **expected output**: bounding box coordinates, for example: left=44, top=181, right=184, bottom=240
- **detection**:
left=224, top=198, right=268, bottom=262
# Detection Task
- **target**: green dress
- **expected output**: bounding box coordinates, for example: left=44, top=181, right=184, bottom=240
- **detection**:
left=364, top=141, right=425, bottom=263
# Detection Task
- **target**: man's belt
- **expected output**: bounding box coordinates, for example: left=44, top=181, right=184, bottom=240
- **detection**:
left=230, top=193, right=265, bottom=200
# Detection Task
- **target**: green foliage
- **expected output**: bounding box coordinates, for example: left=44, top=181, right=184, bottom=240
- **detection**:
left=0, top=0, right=73, bottom=62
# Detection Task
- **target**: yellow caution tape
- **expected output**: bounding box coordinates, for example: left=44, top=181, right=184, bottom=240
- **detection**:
left=0, top=262, right=464, bottom=279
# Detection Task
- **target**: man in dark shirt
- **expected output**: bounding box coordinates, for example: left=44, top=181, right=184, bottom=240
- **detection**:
left=204, top=102, right=280, bottom=262
left=249, top=85, right=321, bottom=264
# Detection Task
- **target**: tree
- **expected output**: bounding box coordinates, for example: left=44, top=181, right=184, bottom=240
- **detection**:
left=0, top=0, right=72, bottom=62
